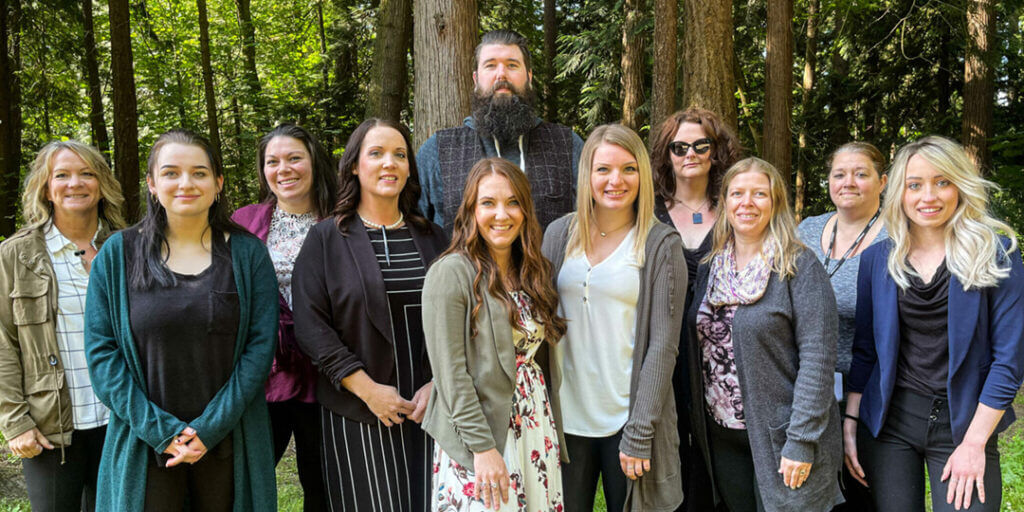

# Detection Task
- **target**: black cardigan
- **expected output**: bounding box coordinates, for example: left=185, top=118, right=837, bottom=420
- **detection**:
left=292, top=215, right=449, bottom=423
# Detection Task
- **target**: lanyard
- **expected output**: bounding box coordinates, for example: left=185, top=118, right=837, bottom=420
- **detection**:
left=824, top=210, right=880, bottom=278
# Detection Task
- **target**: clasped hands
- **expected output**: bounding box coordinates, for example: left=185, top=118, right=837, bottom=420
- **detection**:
left=162, top=426, right=207, bottom=467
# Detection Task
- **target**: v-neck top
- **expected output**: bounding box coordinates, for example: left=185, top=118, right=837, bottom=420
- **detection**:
left=557, top=226, right=641, bottom=436
left=896, top=259, right=951, bottom=397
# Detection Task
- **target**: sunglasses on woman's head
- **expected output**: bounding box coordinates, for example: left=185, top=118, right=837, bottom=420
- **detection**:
left=668, top=138, right=713, bottom=157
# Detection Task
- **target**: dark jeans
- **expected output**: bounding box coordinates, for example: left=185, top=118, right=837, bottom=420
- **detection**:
left=561, top=432, right=628, bottom=512
left=269, top=399, right=327, bottom=512
left=858, top=388, right=1001, bottom=512
left=21, top=425, right=106, bottom=512
left=143, top=436, right=234, bottom=511
left=706, top=417, right=764, bottom=512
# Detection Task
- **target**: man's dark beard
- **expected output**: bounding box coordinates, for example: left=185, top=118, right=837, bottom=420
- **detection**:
left=472, top=82, right=538, bottom=144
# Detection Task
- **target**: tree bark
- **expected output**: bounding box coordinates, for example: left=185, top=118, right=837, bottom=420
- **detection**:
left=620, top=0, right=644, bottom=131
left=0, top=0, right=22, bottom=235
left=109, top=0, right=141, bottom=221
left=412, top=0, right=477, bottom=149
left=367, top=0, right=412, bottom=122
left=734, top=54, right=761, bottom=155
left=316, top=0, right=329, bottom=102
left=764, top=0, right=793, bottom=182
left=234, top=0, right=267, bottom=131
left=197, top=0, right=222, bottom=167
left=795, top=0, right=817, bottom=219
left=649, top=0, right=676, bottom=134
left=542, top=0, right=558, bottom=122
left=962, top=0, right=994, bottom=171
left=82, top=0, right=109, bottom=161
left=682, top=0, right=738, bottom=134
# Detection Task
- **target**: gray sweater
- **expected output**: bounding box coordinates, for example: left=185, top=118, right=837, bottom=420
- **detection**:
left=543, top=214, right=687, bottom=512
left=687, top=249, right=844, bottom=511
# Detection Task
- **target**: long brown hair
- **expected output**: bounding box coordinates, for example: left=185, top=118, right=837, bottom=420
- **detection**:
left=650, top=106, right=743, bottom=209
left=442, top=158, right=566, bottom=343
left=333, top=118, right=430, bottom=234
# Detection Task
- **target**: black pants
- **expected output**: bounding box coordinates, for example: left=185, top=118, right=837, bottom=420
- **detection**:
left=21, top=425, right=105, bottom=512
left=269, top=399, right=327, bottom=511
left=706, top=417, right=764, bottom=512
left=143, top=436, right=234, bottom=511
left=858, top=388, right=1001, bottom=512
left=561, top=432, right=629, bottom=512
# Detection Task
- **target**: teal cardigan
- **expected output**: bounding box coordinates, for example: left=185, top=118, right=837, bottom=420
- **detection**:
left=84, top=231, right=278, bottom=511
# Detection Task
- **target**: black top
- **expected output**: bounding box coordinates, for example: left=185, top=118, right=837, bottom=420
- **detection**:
left=368, top=226, right=430, bottom=399
left=126, top=230, right=240, bottom=422
left=896, top=260, right=951, bottom=397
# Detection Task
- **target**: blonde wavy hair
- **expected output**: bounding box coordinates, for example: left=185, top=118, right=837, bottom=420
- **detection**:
left=565, top=124, right=656, bottom=265
left=706, top=157, right=805, bottom=279
left=883, top=135, right=1018, bottom=290
left=20, top=140, right=127, bottom=231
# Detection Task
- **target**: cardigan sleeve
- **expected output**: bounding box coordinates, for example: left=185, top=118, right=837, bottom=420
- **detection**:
left=781, top=252, right=839, bottom=463
left=188, top=236, right=278, bottom=447
left=84, top=235, right=188, bottom=453
left=422, top=256, right=497, bottom=454
left=978, top=246, right=1024, bottom=410
left=620, top=233, right=687, bottom=459
left=292, top=225, right=366, bottom=383
left=848, top=250, right=879, bottom=394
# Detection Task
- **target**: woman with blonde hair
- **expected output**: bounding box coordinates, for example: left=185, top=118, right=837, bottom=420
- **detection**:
left=424, top=157, right=567, bottom=511
left=686, top=157, right=843, bottom=511
left=845, top=136, right=1024, bottom=512
left=544, top=123, right=687, bottom=511
left=0, top=140, right=125, bottom=511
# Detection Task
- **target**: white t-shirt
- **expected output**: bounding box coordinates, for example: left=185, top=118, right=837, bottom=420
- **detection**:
left=557, top=227, right=641, bottom=437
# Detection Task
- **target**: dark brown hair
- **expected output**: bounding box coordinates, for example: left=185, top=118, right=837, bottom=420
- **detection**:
left=256, top=123, right=338, bottom=219
left=332, top=118, right=430, bottom=234
left=650, top=106, right=743, bottom=209
left=442, top=157, right=566, bottom=343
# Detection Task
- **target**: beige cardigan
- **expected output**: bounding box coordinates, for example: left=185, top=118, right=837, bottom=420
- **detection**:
left=421, top=252, right=568, bottom=472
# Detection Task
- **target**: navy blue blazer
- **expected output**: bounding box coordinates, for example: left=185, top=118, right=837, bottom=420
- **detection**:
left=848, top=239, right=1024, bottom=444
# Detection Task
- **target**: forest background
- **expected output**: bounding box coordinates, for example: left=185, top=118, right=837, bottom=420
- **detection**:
left=1, top=0, right=1023, bottom=510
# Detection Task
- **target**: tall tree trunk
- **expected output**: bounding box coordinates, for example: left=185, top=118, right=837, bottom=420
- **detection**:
left=82, top=0, right=109, bottom=160
left=316, top=0, right=329, bottom=102
left=109, top=0, right=141, bottom=221
left=542, top=0, right=558, bottom=122
left=649, top=0, right=676, bottom=133
left=0, top=0, right=22, bottom=235
left=620, top=0, right=644, bottom=131
left=197, top=0, right=222, bottom=167
left=734, top=55, right=761, bottom=155
left=795, top=0, right=817, bottom=219
left=367, top=0, right=412, bottom=122
left=682, top=0, right=738, bottom=133
left=962, top=0, right=994, bottom=171
left=764, top=0, right=793, bottom=181
left=412, top=0, right=477, bottom=149
left=234, top=0, right=267, bottom=130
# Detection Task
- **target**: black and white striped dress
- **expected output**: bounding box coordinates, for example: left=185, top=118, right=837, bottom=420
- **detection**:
left=321, top=226, right=433, bottom=512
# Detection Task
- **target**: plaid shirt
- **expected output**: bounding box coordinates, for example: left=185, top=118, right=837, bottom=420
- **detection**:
left=44, top=221, right=109, bottom=430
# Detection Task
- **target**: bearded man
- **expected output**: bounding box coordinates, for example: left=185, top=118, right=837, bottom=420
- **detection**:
left=417, top=29, right=584, bottom=233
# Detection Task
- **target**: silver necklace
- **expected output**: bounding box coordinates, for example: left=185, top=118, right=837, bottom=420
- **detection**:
left=359, top=212, right=404, bottom=266
left=674, top=197, right=709, bottom=224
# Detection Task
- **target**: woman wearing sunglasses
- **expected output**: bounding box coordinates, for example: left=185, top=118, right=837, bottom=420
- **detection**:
left=650, top=107, right=742, bottom=511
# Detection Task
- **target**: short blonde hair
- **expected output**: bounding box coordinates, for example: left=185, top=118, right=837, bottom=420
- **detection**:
left=706, top=157, right=805, bottom=279
left=20, top=140, right=127, bottom=231
left=566, top=124, right=657, bottom=265
left=883, top=135, right=1017, bottom=290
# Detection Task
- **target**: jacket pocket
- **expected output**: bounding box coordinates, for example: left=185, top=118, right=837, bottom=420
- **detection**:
left=10, top=277, right=49, bottom=325
left=208, top=290, right=240, bottom=336
left=24, top=371, right=68, bottom=437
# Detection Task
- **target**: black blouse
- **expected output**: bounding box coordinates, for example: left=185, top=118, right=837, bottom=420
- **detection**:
left=896, top=259, right=951, bottom=397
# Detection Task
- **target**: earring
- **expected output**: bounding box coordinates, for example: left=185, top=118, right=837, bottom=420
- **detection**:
left=215, top=192, right=221, bottom=202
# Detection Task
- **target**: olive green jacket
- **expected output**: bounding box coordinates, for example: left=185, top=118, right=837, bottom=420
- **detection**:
left=421, top=252, right=569, bottom=472
left=0, top=224, right=112, bottom=446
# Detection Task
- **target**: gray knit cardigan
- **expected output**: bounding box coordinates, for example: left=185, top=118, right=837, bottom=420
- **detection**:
left=542, top=214, right=687, bottom=512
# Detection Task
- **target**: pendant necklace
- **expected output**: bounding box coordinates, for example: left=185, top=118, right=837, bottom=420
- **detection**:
left=675, top=198, right=709, bottom=224
left=360, top=212, right=404, bottom=266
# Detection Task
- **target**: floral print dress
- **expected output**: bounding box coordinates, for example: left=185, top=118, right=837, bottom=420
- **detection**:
left=431, top=292, right=564, bottom=512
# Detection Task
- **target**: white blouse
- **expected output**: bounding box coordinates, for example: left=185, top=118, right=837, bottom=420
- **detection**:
left=556, top=227, right=641, bottom=437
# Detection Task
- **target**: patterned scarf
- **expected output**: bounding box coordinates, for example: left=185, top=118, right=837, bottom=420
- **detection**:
left=706, top=238, right=776, bottom=306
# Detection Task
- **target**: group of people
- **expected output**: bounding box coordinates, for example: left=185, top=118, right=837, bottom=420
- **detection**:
left=1, top=28, right=1021, bottom=512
